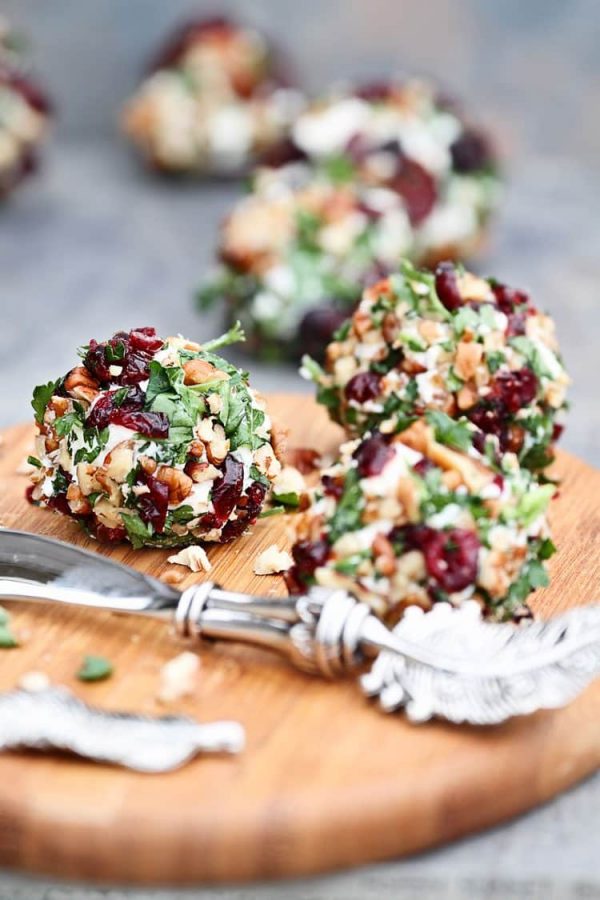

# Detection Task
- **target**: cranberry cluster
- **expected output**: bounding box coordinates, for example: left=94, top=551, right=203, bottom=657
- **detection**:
left=85, top=384, right=168, bottom=439
left=352, top=433, right=393, bottom=477
left=390, top=524, right=480, bottom=594
left=285, top=539, right=331, bottom=594
left=84, top=327, right=163, bottom=387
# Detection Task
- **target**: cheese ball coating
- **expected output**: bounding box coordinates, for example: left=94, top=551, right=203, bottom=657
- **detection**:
left=28, top=325, right=281, bottom=548
left=286, top=421, right=556, bottom=623
left=305, top=261, right=569, bottom=473
left=122, top=16, right=303, bottom=176
left=200, top=78, right=500, bottom=360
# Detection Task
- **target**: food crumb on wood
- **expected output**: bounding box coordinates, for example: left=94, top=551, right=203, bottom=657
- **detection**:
left=167, top=545, right=211, bottom=573
left=253, top=544, right=293, bottom=575
left=18, top=671, right=50, bottom=692
left=161, top=568, right=186, bottom=585
left=157, top=651, right=200, bottom=703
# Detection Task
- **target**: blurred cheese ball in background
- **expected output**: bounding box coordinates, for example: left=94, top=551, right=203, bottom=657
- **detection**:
left=286, top=420, right=556, bottom=623
left=199, top=78, right=500, bottom=361
left=28, top=324, right=283, bottom=549
left=122, top=15, right=304, bottom=176
left=0, top=17, right=51, bottom=198
left=304, top=261, right=569, bottom=474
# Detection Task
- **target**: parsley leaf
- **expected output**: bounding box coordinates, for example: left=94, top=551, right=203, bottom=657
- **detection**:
left=77, top=655, right=113, bottom=682
left=426, top=410, right=473, bottom=453
left=328, top=468, right=363, bottom=542
left=31, top=379, right=60, bottom=424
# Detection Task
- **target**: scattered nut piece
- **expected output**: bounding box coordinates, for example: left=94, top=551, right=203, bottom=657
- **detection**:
left=161, top=569, right=186, bottom=586
left=158, top=651, right=199, bottom=703
left=168, top=545, right=212, bottom=573
left=272, top=466, right=306, bottom=499
left=253, top=544, right=293, bottom=575
left=18, top=671, right=50, bottom=692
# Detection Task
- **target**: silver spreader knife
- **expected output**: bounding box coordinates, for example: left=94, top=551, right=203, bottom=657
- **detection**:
left=0, top=529, right=599, bottom=726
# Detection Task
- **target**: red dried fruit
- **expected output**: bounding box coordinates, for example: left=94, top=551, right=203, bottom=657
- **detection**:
left=322, top=474, right=344, bottom=499
left=220, top=481, right=266, bottom=542
left=491, top=283, right=529, bottom=316
left=353, top=433, right=393, bottom=477
left=85, top=385, right=145, bottom=431
left=137, top=472, right=169, bottom=533
left=387, top=155, right=437, bottom=226
left=211, top=455, right=244, bottom=523
left=450, top=130, right=493, bottom=174
left=491, top=367, right=538, bottom=414
left=110, top=409, right=169, bottom=439
left=298, top=306, right=351, bottom=361
left=291, top=539, right=330, bottom=579
left=435, top=261, right=463, bottom=311
left=344, top=371, right=382, bottom=404
left=94, top=523, right=127, bottom=543
left=422, top=528, right=480, bottom=593
left=84, top=327, right=163, bottom=387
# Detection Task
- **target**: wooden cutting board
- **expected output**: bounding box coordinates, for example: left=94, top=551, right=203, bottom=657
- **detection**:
left=0, top=393, right=598, bottom=885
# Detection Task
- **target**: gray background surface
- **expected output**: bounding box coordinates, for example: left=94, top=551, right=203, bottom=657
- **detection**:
left=0, top=1, right=598, bottom=897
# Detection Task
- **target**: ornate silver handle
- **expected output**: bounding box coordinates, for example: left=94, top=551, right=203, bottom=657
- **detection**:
left=175, top=583, right=600, bottom=725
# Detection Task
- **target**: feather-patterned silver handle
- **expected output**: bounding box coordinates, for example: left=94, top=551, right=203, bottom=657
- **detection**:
left=0, top=687, right=245, bottom=772
left=179, top=584, right=600, bottom=725
left=1, top=529, right=598, bottom=727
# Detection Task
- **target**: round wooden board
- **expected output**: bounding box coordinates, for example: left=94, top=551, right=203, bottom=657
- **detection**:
left=0, top=394, right=598, bottom=885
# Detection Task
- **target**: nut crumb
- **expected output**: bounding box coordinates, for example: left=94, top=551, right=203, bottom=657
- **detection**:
left=254, top=544, right=293, bottom=575
left=167, top=545, right=211, bottom=573
left=161, top=569, right=186, bottom=585
left=18, top=671, right=50, bottom=692
left=157, top=651, right=199, bottom=703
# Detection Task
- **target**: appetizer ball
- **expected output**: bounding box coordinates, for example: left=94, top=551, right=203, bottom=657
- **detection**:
left=304, top=261, right=569, bottom=473
left=0, top=18, right=51, bottom=197
left=122, top=15, right=303, bottom=175
left=286, top=420, right=556, bottom=623
left=28, top=325, right=282, bottom=548
left=200, top=78, right=500, bottom=360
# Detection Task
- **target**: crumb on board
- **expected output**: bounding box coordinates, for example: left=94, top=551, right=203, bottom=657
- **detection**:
left=167, top=545, right=211, bottom=573
left=161, top=569, right=186, bottom=586
left=18, top=671, right=50, bottom=692
left=253, top=544, right=293, bottom=575
left=157, top=651, right=200, bottom=703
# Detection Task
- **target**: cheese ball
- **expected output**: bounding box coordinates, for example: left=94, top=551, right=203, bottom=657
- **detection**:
left=199, top=78, right=500, bottom=360
left=0, top=19, right=51, bottom=197
left=286, top=421, right=556, bottom=623
left=28, top=325, right=282, bottom=548
left=304, top=261, right=569, bottom=473
left=122, top=15, right=303, bottom=176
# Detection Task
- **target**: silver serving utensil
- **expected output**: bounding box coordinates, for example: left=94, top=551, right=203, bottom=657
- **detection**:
left=0, top=687, right=245, bottom=772
left=1, top=529, right=599, bottom=726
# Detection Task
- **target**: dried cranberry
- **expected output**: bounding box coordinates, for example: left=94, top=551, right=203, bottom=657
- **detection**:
left=491, top=282, right=529, bottom=316
left=136, top=472, right=169, bottom=534
left=491, top=368, right=538, bottom=413
left=129, top=328, right=164, bottom=355
left=5, top=72, right=52, bottom=115
left=435, top=261, right=463, bottom=311
left=119, top=351, right=153, bottom=385
left=506, top=313, right=527, bottom=337
left=414, top=458, right=434, bottom=477
left=94, top=523, right=127, bottom=544
left=353, top=433, right=393, bottom=477
left=387, top=156, right=437, bottom=226
left=322, top=474, right=344, bottom=499
left=25, top=484, right=36, bottom=504
left=298, top=306, right=351, bottom=361
left=110, top=409, right=169, bottom=438
left=211, top=456, right=244, bottom=523
left=344, top=371, right=382, bottom=404
left=86, top=386, right=146, bottom=430
left=450, top=130, right=493, bottom=174
left=291, top=539, right=330, bottom=578
left=258, top=137, right=306, bottom=168
left=422, top=528, right=480, bottom=593
left=552, top=423, right=564, bottom=442
left=220, top=481, right=266, bottom=542
left=355, top=81, right=393, bottom=102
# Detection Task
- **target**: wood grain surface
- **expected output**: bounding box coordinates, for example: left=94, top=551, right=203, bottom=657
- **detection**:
left=0, top=394, right=597, bottom=886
